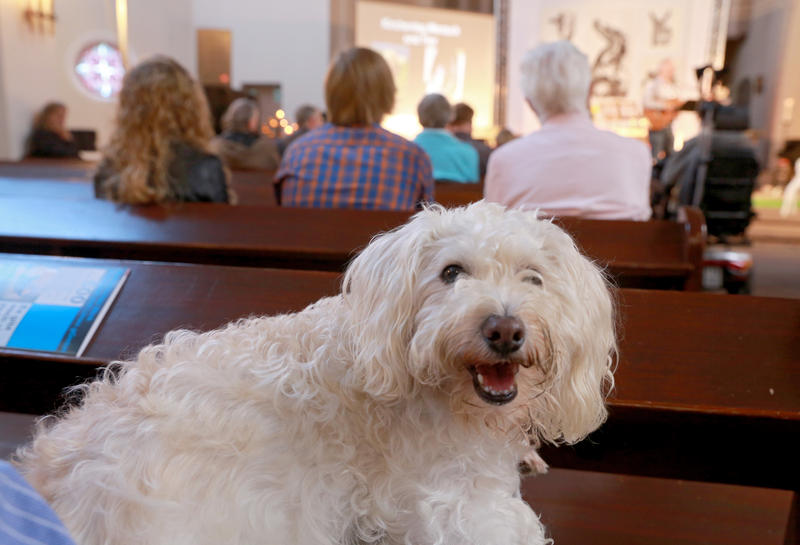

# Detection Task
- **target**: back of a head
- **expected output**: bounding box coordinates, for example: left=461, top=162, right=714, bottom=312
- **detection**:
left=222, top=98, right=259, bottom=133
left=417, top=94, right=452, bottom=129
left=295, top=104, right=319, bottom=128
left=33, top=102, right=66, bottom=132
left=325, top=47, right=395, bottom=126
left=520, top=41, right=590, bottom=121
left=102, top=55, right=214, bottom=204
left=451, top=103, right=474, bottom=126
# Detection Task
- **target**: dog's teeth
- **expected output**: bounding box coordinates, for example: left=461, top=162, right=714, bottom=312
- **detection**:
left=477, top=373, right=485, bottom=385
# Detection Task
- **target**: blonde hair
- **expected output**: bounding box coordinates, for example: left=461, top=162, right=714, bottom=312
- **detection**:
left=99, top=56, right=215, bottom=204
left=325, top=47, right=395, bottom=126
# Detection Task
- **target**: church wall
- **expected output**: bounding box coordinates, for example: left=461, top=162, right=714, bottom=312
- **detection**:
left=192, top=0, right=330, bottom=125
left=0, top=0, right=195, bottom=160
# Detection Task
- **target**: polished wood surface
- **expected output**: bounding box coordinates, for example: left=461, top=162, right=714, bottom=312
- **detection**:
left=3, top=257, right=794, bottom=419
left=0, top=255, right=341, bottom=414
left=523, top=469, right=795, bottom=545
left=0, top=168, right=278, bottom=207
left=1, top=255, right=797, bottom=490
left=543, top=289, right=800, bottom=491
left=0, top=197, right=410, bottom=271
left=434, top=180, right=483, bottom=208
left=0, top=195, right=703, bottom=286
left=616, top=289, right=799, bottom=419
left=0, top=161, right=478, bottom=209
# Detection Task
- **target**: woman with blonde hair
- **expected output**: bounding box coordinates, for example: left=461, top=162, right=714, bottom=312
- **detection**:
left=275, top=47, right=433, bottom=210
left=94, top=56, right=230, bottom=204
left=26, top=102, right=80, bottom=159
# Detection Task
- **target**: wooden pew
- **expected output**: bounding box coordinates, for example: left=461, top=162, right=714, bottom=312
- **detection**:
left=0, top=159, right=94, bottom=179
left=1, top=254, right=796, bottom=493
left=1, top=255, right=797, bottom=541
left=0, top=197, right=704, bottom=289
left=0, top=165, right=278, bottom=207
left=522, top=469, right=796, bottom=545
left=0, top=167, right=482, bottom=209
left=433, top=180, right=483, bottom=208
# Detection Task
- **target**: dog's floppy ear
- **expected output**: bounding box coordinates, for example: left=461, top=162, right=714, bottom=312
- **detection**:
left=532, top=218, right=617, bottom=444
left=341, top=210, right=435, bottom=402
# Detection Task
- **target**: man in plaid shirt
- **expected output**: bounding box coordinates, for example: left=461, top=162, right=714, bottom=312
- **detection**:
left=276, top=47, right=434, bottom=210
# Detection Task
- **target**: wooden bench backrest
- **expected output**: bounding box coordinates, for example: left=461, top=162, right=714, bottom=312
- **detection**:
left=1, top=255, right=797, bottom=494
left=0, top=196, right=704, bottom=288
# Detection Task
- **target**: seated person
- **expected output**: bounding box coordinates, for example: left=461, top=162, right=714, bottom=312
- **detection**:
left=413, top=94, right=479, bottom=183
left=447, top=102, right=492, bottom=178
left=25, top=102, right=80, bottom=159
left=275, top=47, right=433, bottom=210
left=210, top=97, right=279, bottom=170
left=484, top=41, right=652, bottom=220
left=95, top=56, right=230, bottom=204
left=277, top=104, right=324, bottom=156
left=0, top=460, right=78, bottom=545
left=660, top=105, right=756, bottom=209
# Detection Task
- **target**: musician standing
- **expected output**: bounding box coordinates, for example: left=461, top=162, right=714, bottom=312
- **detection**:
left=643, top=58, right=680, bottom=161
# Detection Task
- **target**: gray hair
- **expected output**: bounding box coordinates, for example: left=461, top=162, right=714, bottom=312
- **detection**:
left=520, top=41, right=590, bottom=121
left=221, top=98, right=259, bottom=133
left=295, top=104, right=320, bottom=128
left=417, top=93, right=452, bottom=129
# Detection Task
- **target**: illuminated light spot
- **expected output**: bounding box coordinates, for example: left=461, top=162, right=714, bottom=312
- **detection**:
left=269, top=119, right=279, bottom=128
left=279, top=119, right=288, bottom=127
left=275, top=109, right=285, bottom=119
left=219, top=73, right=230, bottom=84
left=284, top=126, right=294, bottom=135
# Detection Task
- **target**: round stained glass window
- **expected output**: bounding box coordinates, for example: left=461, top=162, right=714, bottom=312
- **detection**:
left=74, top=42, right=125, bottom=100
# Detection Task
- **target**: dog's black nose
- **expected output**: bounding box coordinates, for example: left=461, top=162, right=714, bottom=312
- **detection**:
left=481, top=315, right=525, bottom=356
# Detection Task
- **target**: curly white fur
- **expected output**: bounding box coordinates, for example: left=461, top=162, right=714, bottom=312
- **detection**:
left=15, top=202, right=616, bottom=545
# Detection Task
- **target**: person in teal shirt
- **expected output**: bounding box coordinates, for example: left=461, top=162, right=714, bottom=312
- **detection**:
left=413, top=94, right=480, bottom=183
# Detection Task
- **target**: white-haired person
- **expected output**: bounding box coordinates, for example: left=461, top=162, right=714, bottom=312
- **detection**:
left=413, top=94, right=479, bottom=183
left=210, top=97, right=280, bottom=171
left=484, top=41, right=652, bottom=220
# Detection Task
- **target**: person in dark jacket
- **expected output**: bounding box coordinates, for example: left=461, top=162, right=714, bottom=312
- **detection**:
left=94, top=56, right=231, bottom=204
left=446, top=102, right=492, bottom=178
left=210, top=98, right=280, bottom=170
left=26, top=102, right=80, bottom=159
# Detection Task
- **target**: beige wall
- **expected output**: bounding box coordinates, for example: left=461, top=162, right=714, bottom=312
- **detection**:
left=0, top=0, right=195, bottom=160
left=773, top=0, right=800, bottom=144
left=193, top=0, right=330, bottom=126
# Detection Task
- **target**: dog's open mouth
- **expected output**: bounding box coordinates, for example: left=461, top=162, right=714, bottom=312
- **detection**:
left=468, top=362, right=519, bottom=405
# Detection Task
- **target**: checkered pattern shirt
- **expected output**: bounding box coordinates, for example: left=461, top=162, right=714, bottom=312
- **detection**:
left=276, top=123, right=434, bottom=210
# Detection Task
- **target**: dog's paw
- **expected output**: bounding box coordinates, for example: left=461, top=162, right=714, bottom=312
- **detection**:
left=518, top=449, right=549, bottom=475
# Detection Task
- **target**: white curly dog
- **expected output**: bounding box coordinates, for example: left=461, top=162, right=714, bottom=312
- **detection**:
left=16, top=202, right=616, bottom=545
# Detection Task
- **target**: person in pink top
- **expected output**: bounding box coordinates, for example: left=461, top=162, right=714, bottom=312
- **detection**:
left=484, top=41, right=652, bottom=221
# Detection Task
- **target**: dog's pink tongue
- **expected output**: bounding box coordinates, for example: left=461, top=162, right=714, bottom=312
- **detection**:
left=476, top=363, right=517, bottom=391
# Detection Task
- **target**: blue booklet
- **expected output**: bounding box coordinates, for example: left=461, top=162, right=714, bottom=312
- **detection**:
left=0, top=257, right=129, bottom=356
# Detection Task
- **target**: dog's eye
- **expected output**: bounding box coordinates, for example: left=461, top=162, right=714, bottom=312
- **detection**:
left=523, top=271, right=543, bottom=286
left=441, top=264, right=465, bottom=284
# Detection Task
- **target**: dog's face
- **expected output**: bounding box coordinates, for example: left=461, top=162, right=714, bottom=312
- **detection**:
left=343, top=202, right=615, bottom=445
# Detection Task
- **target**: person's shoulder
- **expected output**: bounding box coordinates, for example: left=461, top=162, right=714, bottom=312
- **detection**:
left=594, top=127, right=649, bottom=155
left=490, top=132, right=531, bottom=163
left=377, top=126, right=426, bottom=155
